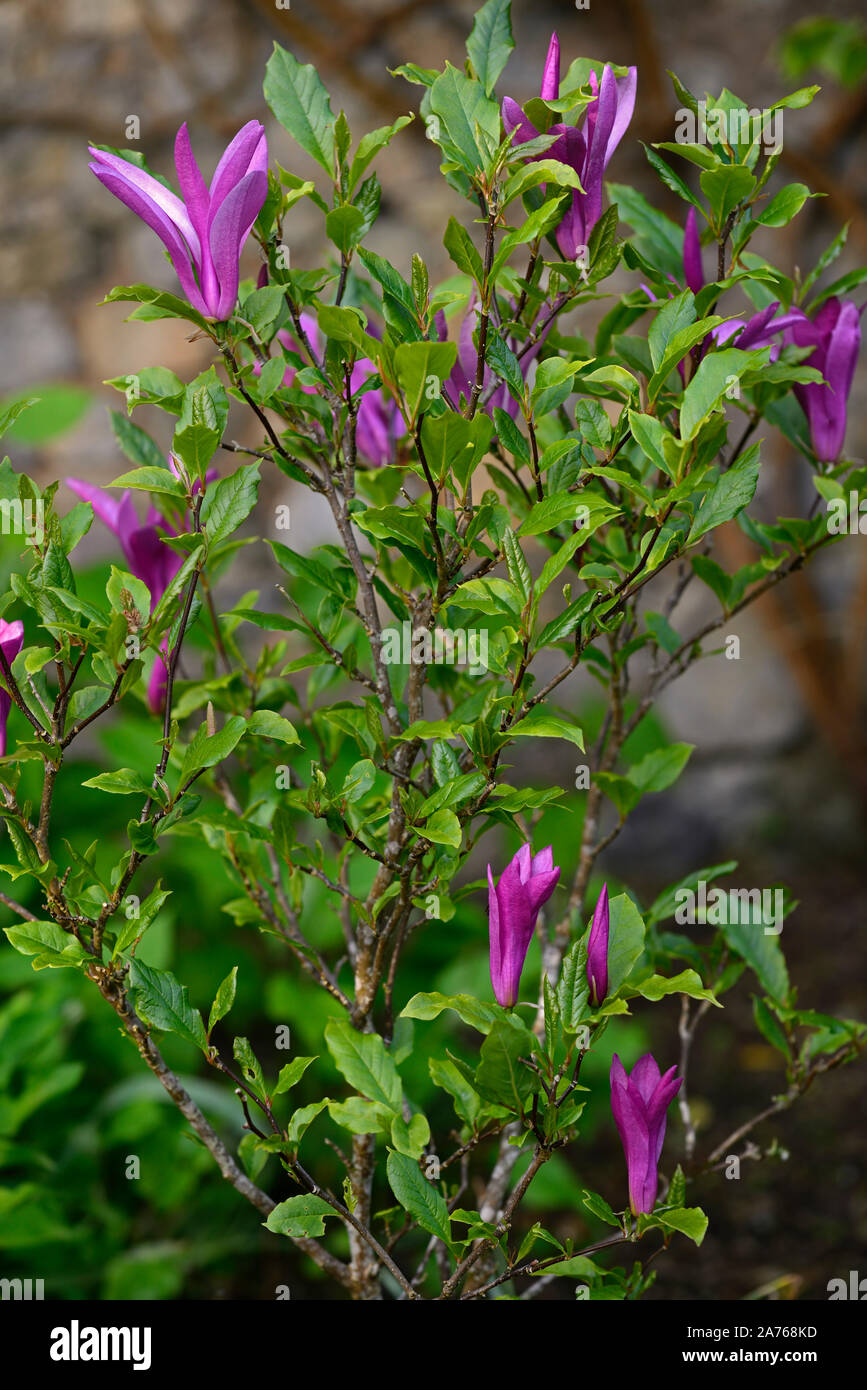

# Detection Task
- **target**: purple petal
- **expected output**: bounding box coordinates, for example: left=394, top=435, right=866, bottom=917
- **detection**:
left=208, top=168, right=269, bottom=320
left=502, top=96, right=539, bottom=146
left=586, top=881, right=609, bottom=1004
left=541, top=32, right=560, bottom=101
left=630, top=1053, right=663, bottom=1106
left=208, top=120, right=268, bottom=209
left=488, top=863, right=506, bottom=1003
left=0, top=619, right=24, bottom=757
left=67, top=479, right=138, bottom=544
left=604, top=67, right=638, bottom=166
left=545, top=122, right=586, bottom=174
left=174, top=123, right=217, bottom=311
left=88, top=146, right=200, bottom=256
left=125, top=524, right=183, bottom=606
left=683, top=207, right=704, bottom=295
left=491, top=852, right=536, bottom=1006
left=530, top=845, right=554, bottom=876
left=581, top=65, right=619, bottom=236
left=89, top=162, right=209, bottom=317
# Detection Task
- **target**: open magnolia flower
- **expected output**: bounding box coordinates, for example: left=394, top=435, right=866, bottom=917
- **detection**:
left=89, top=122, right=268, bottom=321
left=502, top=32, right=637, bottom=260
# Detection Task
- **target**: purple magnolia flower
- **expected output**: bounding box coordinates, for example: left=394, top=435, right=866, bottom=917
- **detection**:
left=487, top=844, right=561, bottom=1007
left=610, top=1053, right=682, bottom=1215
left=67, top=478, right=184, bottom=713
left=680, top=207, right=803, bottom=357
left=783, top=297, right=863, bottom=463
left=89, top=121, right=268, bottom=321
left=0, top=619, right=25, bottom=756
left=263, top=314, right=400, bottom=466
left=502, top=32, right=637, bottom=260
left=440, top=293, right=547, bottom=418
left=586, top=882, right=609, bottom=1005
left=643, top=208, right=805, bottom=386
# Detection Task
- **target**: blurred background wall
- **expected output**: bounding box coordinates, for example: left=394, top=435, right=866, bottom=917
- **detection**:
left=1, top=0, right=865, bottom=1298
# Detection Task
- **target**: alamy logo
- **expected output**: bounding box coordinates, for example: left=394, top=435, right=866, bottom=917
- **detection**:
left=0, top=497, right=44, bottom=546
left=49, top=1320, right=152, bottom=1371
left=827, top=1271, right=867, bottom=1299
left=673, top=101, right=782, bottom=155
left=674, top=881, right=784, bottom=935
left=381, top=621, right=488, bottom=675
left=825, top=491, right=867, bottom=535
left=0, top=1276, right=44, bottom=1299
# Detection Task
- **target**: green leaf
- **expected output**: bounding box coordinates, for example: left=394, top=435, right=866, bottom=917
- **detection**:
left=179, top=715, right=247, bottom=783
left=688, top=444, right=761, bottom=541
left=510, top=712, right=584, bottom=750
left=648, top=290, right=696, bottom=372
left=429, top=1057, right=481, bottom=1127
left=101, top=283, right=208, bottom=329
left=443, top=216, right=484, bottom=282
left=386, top=1150, right=452, bottom=1245
left=628, top=742, right=694, bottom=794
left=422, top=808, right=462, bottom=850
left=240, top=286, right=286, bottom=340
left=112, top=883, right=171, bottom=957
left=274, top=1055, right=317, bottom=1093
left=531, top=359, right=582, bottom=416
left=476, top=1015, right=536, bottom=1107
left=265, top=1194, right=335, bottom=1238
left=106, top=565, right=150, bottom=623
left=247, top=709, right=300, bottom=744
left=201, top=463, right=260, bottom=547
left=680, top=350, right=768, bottom=441
left=327, top=1097, right=388, bottom=1135
left=556, top=939, right=590, bottom=1031
left=109, top=466, right=185, bottom=500
left=395, top=340, right=458, bottom=423
left=208, top=966, right=238, bottom=1035
left=606, top=894, right=646, bottom=996
left=110, top=411, right=166, bottom=471
left=391, top=1112, right=431, bottom=1159
left=652, top=1205, right=708, bottom=1245
left=286, top=1099, right=329, bottom=1146
left=755, top=183, right=811, bottom=227
left=233, top=1036, right=266, bottom=1095
left=753, top=996, right=791, bottom=1058
left=647, top=317, right=728, bottom=402
left=401, top=991, right=499, bottom=1034
left=700, top=165, right=755, bottom=230
left=466, top=0, right=514, bottom=95
left=502, top=526, right=531, bottom=603
left=129, top=959, right=207, bottom=1051
left=517, top=490, right=617, bottom=538
left=503, top=159, right=584, bottom=205
left=0, top=396, right=40, bottom=441
left=324, top=1017, right=402, bottom=1111
left=428, top=63, right=500, bottom=176
left=348, top=115, right=414, bottom=192
left=633, top=970, right=720, bottom=1005
left=582, top=1189, right=621, bottom=1228
left=325, top=205, right=367, bottom=254
left=2, top=386, right=91, bottom=445
left=172, top=414, right=220, bottom=478
left=719, top=916, right=789, bottom=1002
left=264, top=45, right=335, bottom=173
left=82, top=767, right=153, bottom=796
left=3, top=920, right=87, bottom=971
